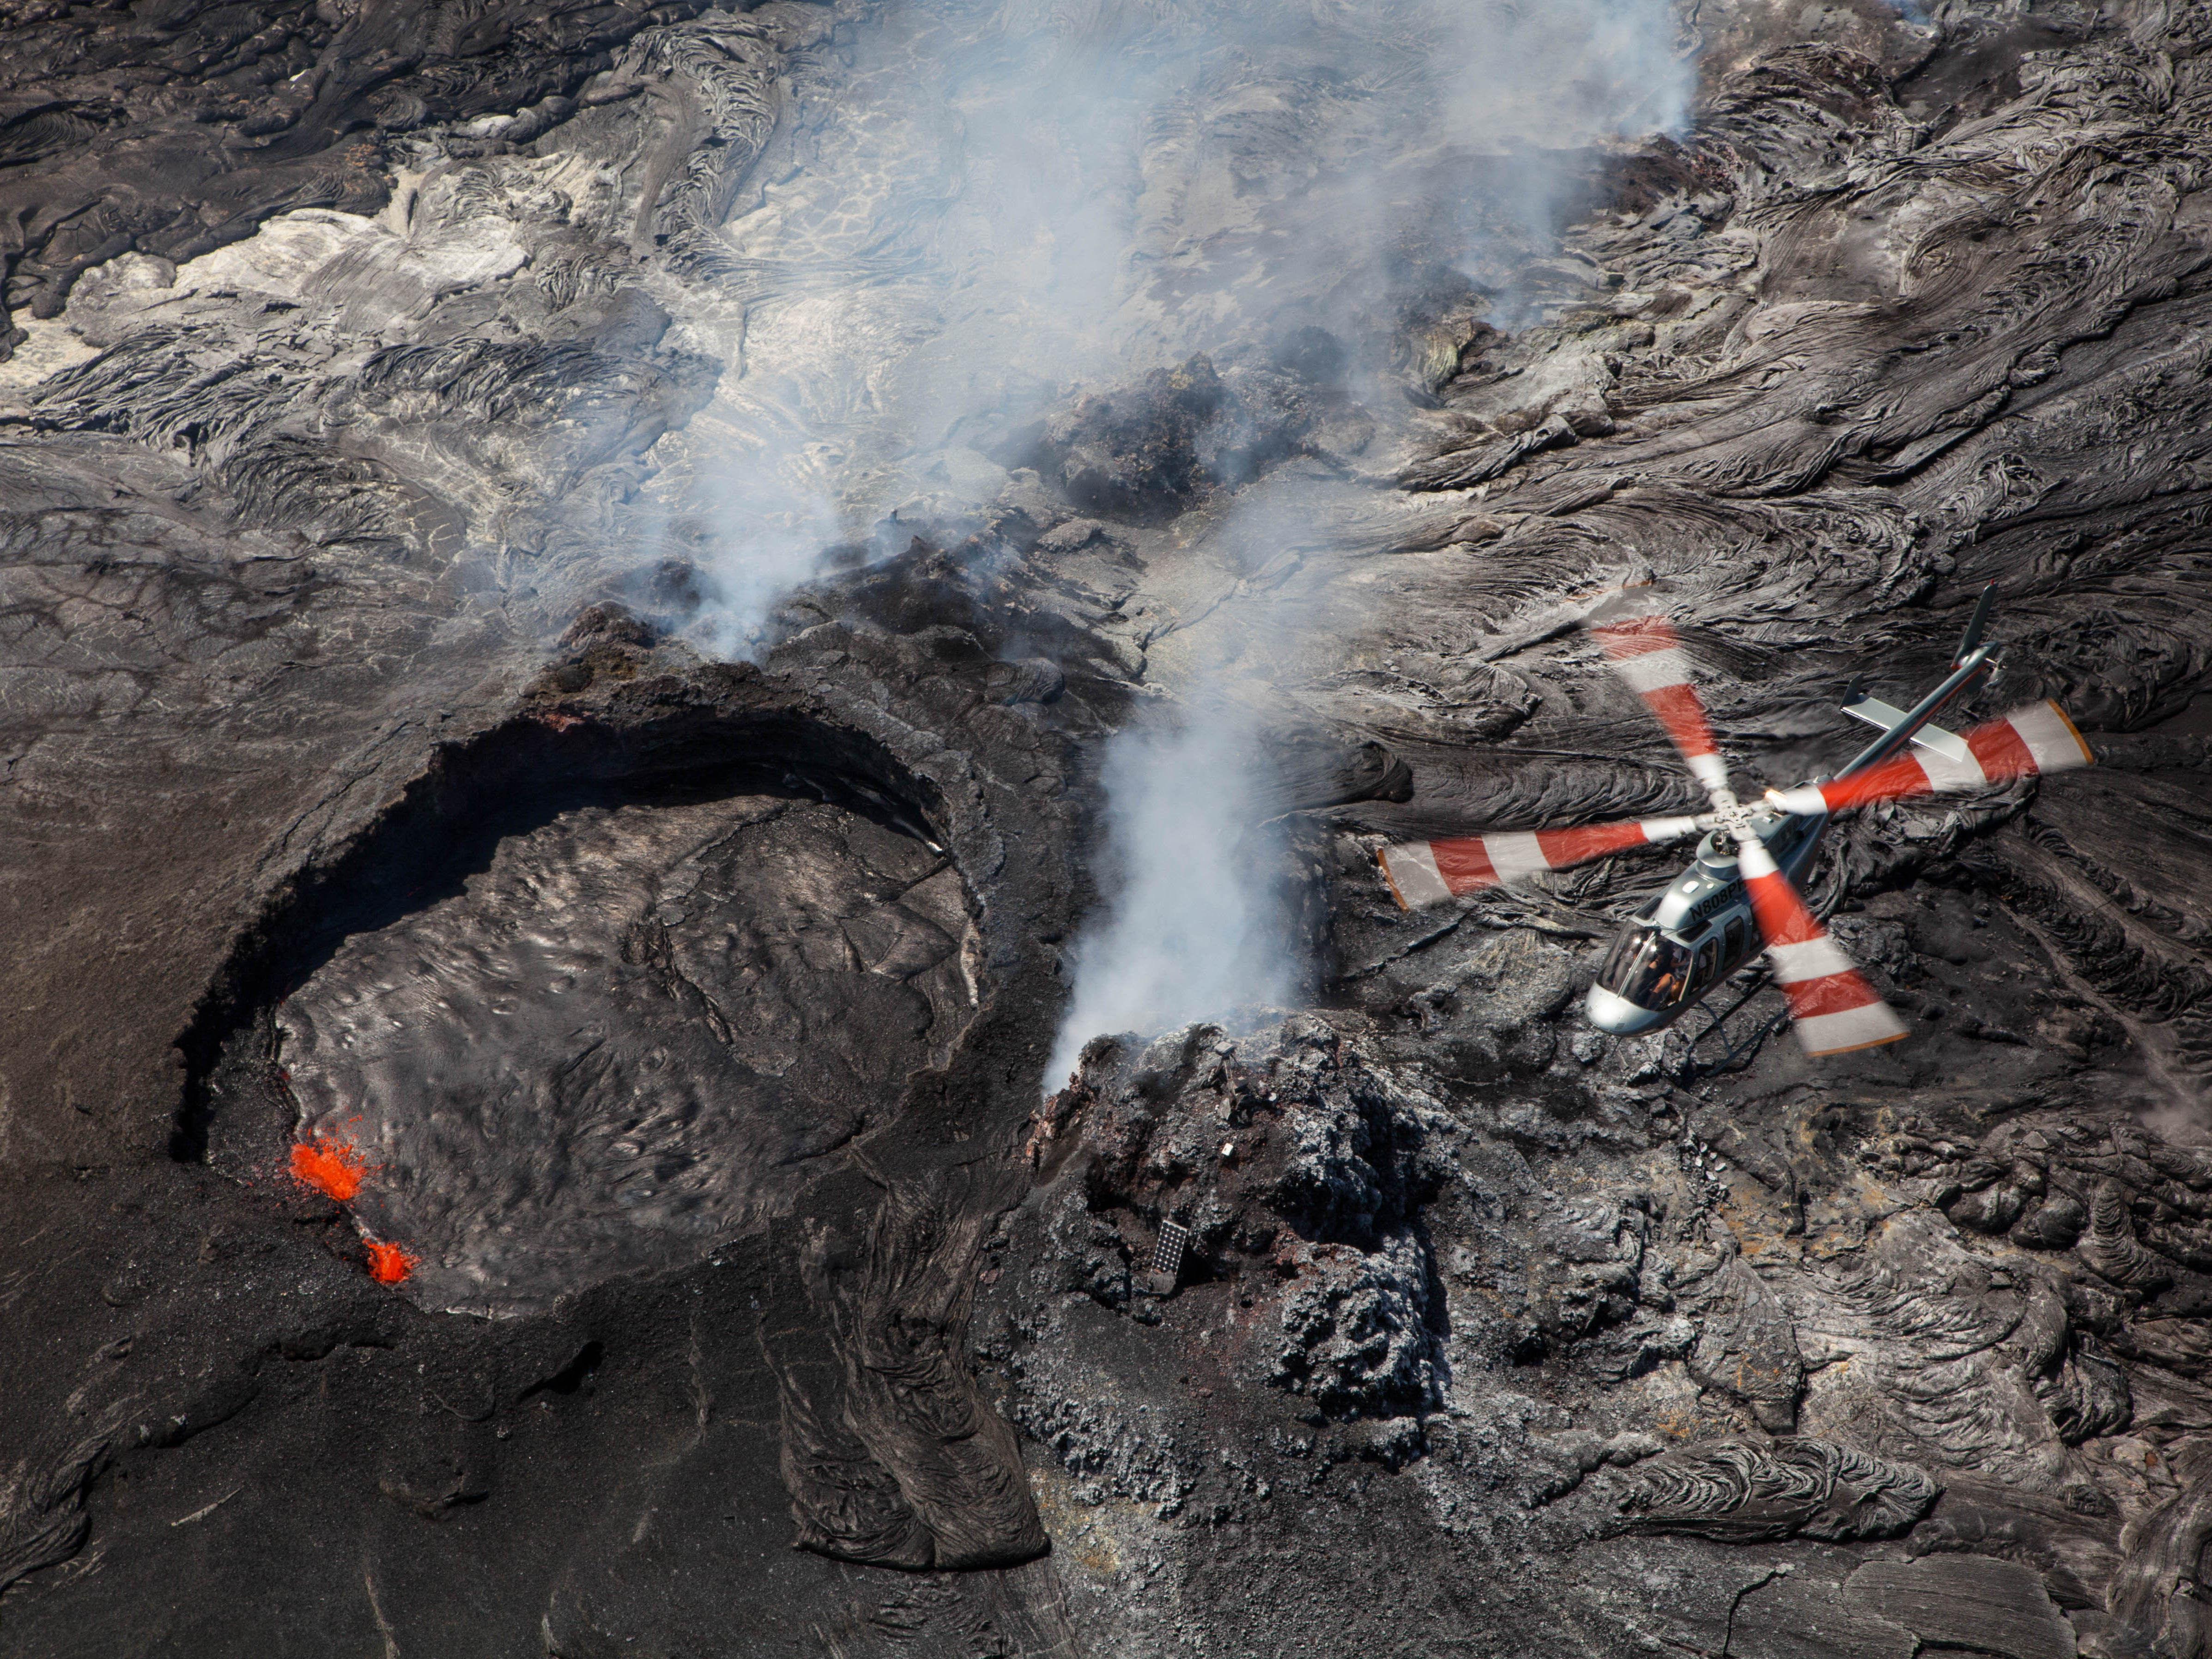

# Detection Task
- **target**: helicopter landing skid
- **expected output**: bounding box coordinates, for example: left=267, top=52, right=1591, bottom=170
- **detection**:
left=1684, top=971, right=1790, bottom=1080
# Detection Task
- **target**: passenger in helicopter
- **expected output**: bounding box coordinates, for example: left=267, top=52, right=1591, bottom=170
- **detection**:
left=1597, top=926, right=1694, bottom=1009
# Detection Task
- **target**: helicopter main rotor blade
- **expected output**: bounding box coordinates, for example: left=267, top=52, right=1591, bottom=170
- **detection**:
left=1733, top=830, right=1908, bottom=1057
left=1764, top=699, right=2092, bottom=817
left=1588, top=615, right=1739, bottom=810
left=1379, top=815, right=1709, bottom=909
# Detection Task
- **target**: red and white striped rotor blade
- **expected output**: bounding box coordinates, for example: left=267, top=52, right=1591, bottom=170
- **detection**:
left=1588, top=615, right=1737, bottom=809
left=1378, top=816, right=1706, bottom=910
left=1766, top=700, right=2093, bottom=817
left=1734, top=833, right=1907, bottom=1057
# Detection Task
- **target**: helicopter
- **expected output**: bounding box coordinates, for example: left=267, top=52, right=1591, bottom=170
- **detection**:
left=1375, top=585, right=2094, bottom=1057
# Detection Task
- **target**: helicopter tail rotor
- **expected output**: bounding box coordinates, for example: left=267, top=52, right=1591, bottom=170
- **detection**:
left=1377, top=815, right=1709, bottom=908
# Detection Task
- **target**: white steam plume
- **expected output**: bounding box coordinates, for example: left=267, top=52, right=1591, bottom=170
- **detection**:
left=1039, top=0, right=1696, bottom=1088
left=641, top=0, right=1698, bottom=1069
left=1044, top=695, right=1295, bottom=1090
left=664, top=0, right=1695, bottom=650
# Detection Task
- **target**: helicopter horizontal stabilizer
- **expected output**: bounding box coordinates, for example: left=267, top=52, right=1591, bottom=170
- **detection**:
left=1378, top=816, right=1707, bottom=909
left=1839, top=695, right=1971, bottom=764
left=1767, top=700, right=2091, bottom=817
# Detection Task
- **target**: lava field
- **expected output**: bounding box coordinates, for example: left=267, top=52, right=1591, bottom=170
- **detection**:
left=5, top=0, right=2212, bottom=1655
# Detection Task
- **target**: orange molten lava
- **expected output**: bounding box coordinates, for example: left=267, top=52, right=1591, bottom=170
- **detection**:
left=364, top=1239, right=417, bottom=1285
left=289, top=1137, right=369, bottom=1201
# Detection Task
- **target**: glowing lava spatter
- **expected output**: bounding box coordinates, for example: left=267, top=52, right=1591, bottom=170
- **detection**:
left=364, top=1239, right=418, bottom=1285
left=289, top=1136, right=369, bottom=1201
left=288, top=1134, right=416, bottom=1285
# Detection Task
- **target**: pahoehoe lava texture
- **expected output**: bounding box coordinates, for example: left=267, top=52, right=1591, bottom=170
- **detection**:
left=0, top=0, right=729, bottom=337
left=7, top=0, right=2212, bottom=1655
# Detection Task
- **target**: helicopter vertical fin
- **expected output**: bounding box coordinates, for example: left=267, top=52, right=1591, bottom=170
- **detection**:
left=1765, top=700, right=2092, bottom=816
left=1955, top=581, right=1997, bottom=666
left=1734, top=836, right=1908, bottom=1055
left=1376, top=816, right=1707, bottom=909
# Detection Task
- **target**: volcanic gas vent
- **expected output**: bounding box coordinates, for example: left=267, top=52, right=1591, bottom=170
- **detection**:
left=273, top=778, right=978, bottom=1316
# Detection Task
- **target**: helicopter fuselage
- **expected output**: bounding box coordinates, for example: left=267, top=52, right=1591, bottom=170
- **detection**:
left=1585, top=807, right=1829, bottom=1036
left=1582, top=601, right=2008, bottom=1039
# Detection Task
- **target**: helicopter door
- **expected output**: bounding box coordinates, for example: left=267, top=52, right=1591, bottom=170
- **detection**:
left=1691, top=936, right=1721, bottom=993
left=1722, top=915, right=1748, bottom=970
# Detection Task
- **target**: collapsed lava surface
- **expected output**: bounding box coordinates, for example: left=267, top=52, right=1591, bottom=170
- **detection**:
left=275, top=782, right=977, bottom=1314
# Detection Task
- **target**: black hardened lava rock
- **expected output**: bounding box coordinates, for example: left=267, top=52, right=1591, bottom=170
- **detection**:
left=0, top=0, right=727, bottom=344
left=0, top=642, right=1090, bottom=1649
left=9, top=0, right=2212, bottom=1655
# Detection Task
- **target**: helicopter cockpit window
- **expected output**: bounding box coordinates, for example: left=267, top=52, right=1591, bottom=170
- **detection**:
left=1596, top=926, right=1695, bottom=1009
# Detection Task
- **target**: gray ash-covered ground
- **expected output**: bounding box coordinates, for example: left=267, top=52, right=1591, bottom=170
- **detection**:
left=6, top=0, right=2212, bottom=1655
